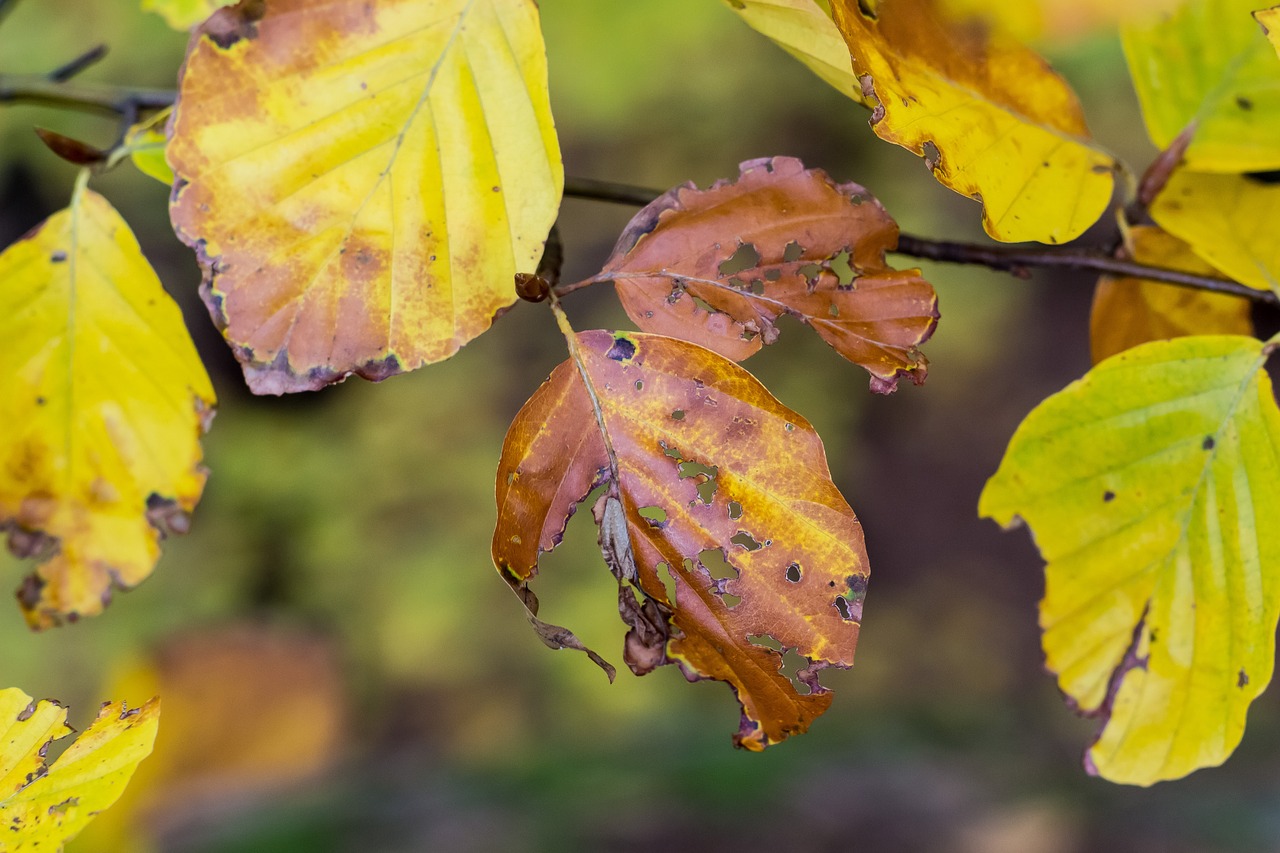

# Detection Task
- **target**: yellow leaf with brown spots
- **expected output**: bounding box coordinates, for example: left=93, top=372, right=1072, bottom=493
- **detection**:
left=1090, top=225, right=1253, bottom=363
left=494, top=331, right=868, bottom=750
left=829, top=0, right=1117, bottom=244
left=0, top=688, right=159, bottom=850
left=169, top=0, right=562, bottom=394
left=0, top=184, right=215, bottom=629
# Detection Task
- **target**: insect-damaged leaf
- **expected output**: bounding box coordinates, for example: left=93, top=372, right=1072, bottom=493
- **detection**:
left=494, top=331, right=868, bottom=750
left=980, top=336, right=1280, bottom=785
left=0, top=688, right=159, bottom=850
left=1150, top=169, right=1280, bottom=294
left=1089, top=225, right=1253, bottom=363
left=1124, top=0, right=1280, bottom=173
left=168, top=0, right=562, bottom=394
left=720, top=0, right=871, bottom=106
left=828, top=0, right=1116, bottom=244
left=0, top=185, right=215, bottom=629
left=597, top=157, right=938, bottom=394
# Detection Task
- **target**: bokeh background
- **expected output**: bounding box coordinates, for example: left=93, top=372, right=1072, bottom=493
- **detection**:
left=4, top=1, right=1280, bottom=850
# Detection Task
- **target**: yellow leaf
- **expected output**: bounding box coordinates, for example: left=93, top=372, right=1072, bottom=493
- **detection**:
left=1258, top=6, right=1280, bottom=56
left=828, top=0, right=1116, bottom=244
left=0, top=183, right=216, bottom=629
left=981, top=335, right=1280, bottom=785
left=720, top=0, right=871, bottom=106
left=1150, top=169, right=1280, bottom=294
left=124, top=109, right=174, bottom=186
left=141, top=0, right=234, bottom=30
left=1090, top=225, right=1253, bottom=363
left=1124, top=0, right=1280, bottom=172
left=0, top=688, right=159, bottom=850
left=168, top=0, right=563, bottom=394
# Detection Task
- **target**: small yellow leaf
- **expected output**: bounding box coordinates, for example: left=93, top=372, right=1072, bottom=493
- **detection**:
left=124, top=109, right=175, bottom=186
left=0, top=185, right=216, bottom=629
left=0, top=688, right=159, bottom=850
left=141, top=0, right=234, bottom=30
left=1124, top=0, right=1280, bottom=172
left=829, top=0, right=1116, bottom=244
left=1090, top=225, right=1253, bottom=363
left=1258, top=6, right=1280, bottom=56
left=168, top=0, right=563, bottom=394
left=721, top=0, right=871, bottom=106
left=981, top=336, right=1280, bottom=785
left=1150, top=169, right=1280, bottom=294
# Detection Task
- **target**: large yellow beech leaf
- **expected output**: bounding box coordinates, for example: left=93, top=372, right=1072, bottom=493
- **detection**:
left=1123, top=0, right=1280, bottom=172
left=980, top=335, right=1280, bottom=785
left=169, top=0, right=563, bottom=394
left=494, top=331, right=867, bottom=750
left=0, top=184, right=215, bottom=630
left=828, top=0, right=1116, bottom=244
left=721, top=0, right=870, bottom=106
left=1090, top=225, right=1253, bottom=363
left=1150, top=170, right=1280, bottom=294
left=0, top=688, right=159, bottom=850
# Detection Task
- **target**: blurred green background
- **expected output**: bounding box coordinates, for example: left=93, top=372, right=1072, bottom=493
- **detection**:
left=4, top=1, right=1280, bottom=851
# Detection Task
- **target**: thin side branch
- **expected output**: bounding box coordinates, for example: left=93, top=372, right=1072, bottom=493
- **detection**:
left=894, top=234, right=1275, bottom=305
left=564, top=176, right=660, bottom=207
left=0, top=74, right=174, bottom=116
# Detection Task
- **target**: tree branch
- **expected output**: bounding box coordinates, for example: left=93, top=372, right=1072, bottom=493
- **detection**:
left=893, top=234, right=1274, bottom=305
left=560, top=176, right=1275, bottom=307
left=0, top=74, right=174, bottom=116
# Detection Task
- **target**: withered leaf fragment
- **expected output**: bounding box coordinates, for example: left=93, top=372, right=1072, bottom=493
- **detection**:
left=597, top=157, right=938, bottom=393
left=494, top=331, right=869, bottom=749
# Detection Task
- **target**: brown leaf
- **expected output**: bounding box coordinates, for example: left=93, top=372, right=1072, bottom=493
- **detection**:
left=494, top=331, right=868, bottom=749
left=596, top=157, right=938, bottom=394
left=1090, top=226, right=1253, bottom=363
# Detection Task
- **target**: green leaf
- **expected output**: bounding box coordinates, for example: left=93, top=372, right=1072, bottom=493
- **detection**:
left=1123, top=0, right=1280, bottom=171
left=980, top=335, right=1280, bottom=785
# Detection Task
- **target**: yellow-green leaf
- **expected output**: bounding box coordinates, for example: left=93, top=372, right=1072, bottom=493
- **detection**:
left=828, top=0, right=1116, bottom=244
left=721, top=0, right=871, bottom=106
left=168, top=0, right=563, bottom=394
left=1150, top=169, right=1280, bottom=294
left=1124, top=0, right=1280, bottom=172
left=124, top=108, right=174, bottom=186
left=0, top=184, right=216, bottom=629
left=141, top=0, right=234, bottom=30
left=980, top=335, right=1280, bottom=785
left=0, top=689, right=159, bottom=850
left=1089, top=225, right=1253, bottom=363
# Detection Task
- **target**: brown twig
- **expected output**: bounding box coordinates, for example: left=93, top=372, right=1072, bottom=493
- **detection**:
left=0, top=75, right=174, bottom=116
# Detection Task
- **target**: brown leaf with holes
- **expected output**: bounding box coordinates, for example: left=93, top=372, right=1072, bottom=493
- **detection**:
left=1090, top=226, right=1253, bottom=364
left=493, top=331, right=868, bottom=750
left=594, top=157, right=937, bottom=394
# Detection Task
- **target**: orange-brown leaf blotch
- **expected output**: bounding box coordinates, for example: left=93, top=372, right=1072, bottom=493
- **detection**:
left=168, top=0, right=562, bottom=394
left=599, top=157, right=938, bottom=394
left=494, top=331, right=868, bottom=749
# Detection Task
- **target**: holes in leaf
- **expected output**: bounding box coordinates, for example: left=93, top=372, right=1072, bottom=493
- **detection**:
left=691, top=294, right=717, bottom=314
left=637, top=506, right=668, bottom=528
left=700, top=548, right=737, bottom=581
left=731, top=531, right=763, bottom=551
left=780, top=649, right=815, bottom=695
left=783, top=241, right=805, bottom=263
left=764, top=268, right=781, bottom=282
left=829, top=250, right=856, bottom=286
left=605, top=336, right=636, bottom=361
left=797, top=262, right=823, bottom=281
left=721, top=593, right=742, bottom=608
left=749, top=634, right=783, bottom=651
left=728, top=501, right=743, bottom=520
left=719, top=242, right=761, bottom=276
left=834, top=596, right=853, bottom=620
left=634, top=379, right=644, bottom=391
left=671, top=409, right=686, bottom=421
left=857, top=0, right=877, bottom=19
left=660, top=440, right=683, bottom=460
left=923, top=140, right=942, bottom=171
left=784, top=423, right=795, bottom=432
left=679, top=460, right=719, bottom=504
left=655, top=562, right=678, bottom=603
left=828, top=304, right=840, bottom=318
left=785, top=562, right=802, bottom=583
left=750, top=279, right=765, bottom=295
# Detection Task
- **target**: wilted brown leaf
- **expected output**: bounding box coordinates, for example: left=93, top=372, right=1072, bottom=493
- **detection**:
left=1090, top=226, right=1253, bottom=363
left=494, top=330, right=868, bottom=750
left=596, top=157, right=938, bottom=394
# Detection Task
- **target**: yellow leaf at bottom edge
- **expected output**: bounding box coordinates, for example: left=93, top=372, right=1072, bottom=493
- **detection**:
left=0, top=688, right=159, bottom=851
left=0, top=186, right=216, bottom=629
left=980, top=336, right=1280, bottom=785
